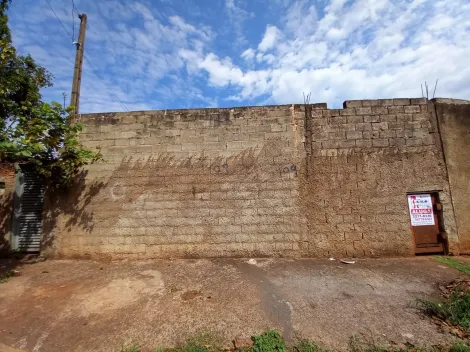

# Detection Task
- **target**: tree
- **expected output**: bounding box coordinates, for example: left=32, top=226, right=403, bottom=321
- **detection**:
left=0, top=0, right=102, bottom=186
left=0, top=0, right=52, bottom=122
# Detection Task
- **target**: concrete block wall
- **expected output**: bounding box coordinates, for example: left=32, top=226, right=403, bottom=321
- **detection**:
left=44, top=105, right=306, bottom=259
left=300, top=98, right=457, bottom=257
left=41, top=98, right=459, bottom=259
left=433, top=99, right=470, bottom=253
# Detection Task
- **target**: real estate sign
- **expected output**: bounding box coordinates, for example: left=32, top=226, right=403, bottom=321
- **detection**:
left=407, top=194, right=435, bottom=226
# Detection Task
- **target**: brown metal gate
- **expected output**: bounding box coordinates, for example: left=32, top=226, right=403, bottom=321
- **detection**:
left=407, top=193, right=445, bottom=254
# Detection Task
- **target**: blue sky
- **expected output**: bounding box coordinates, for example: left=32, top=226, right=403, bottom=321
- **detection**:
left=7, top=0, right=470, bottom=113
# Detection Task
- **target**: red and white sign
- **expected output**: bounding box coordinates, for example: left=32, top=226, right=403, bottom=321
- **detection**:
left=407, top=194, right=435, bottom=226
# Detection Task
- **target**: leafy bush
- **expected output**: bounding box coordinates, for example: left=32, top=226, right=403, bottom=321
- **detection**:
left=252, top=330, right=286, bottom=352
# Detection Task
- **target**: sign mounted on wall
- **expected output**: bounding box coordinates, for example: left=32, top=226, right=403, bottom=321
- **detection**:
left=407, top=194, right=435, bottom=226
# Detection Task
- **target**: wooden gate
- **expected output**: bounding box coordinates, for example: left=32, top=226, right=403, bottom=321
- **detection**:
left=407, top=193, right=445, bottom=254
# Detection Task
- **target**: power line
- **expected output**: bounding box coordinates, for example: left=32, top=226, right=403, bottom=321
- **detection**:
left=44, top=0, right=72, bottom=40
left=83, top=55, right=130, bottom=112
left=44, top=0, right=130, bottom=112
left=72, top=1, right=75, bottom=41
left=72, top=0, right=80, bottom=16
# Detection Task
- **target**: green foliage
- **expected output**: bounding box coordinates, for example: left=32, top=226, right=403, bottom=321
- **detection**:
left=433, top=257, right=470, bottom=277
left=449, top=343, right=470, bottom=352
left=348, top=337, right=390, bottom=352
left=293, top=340, right=330, bottom=352
left=0, top=1, right=102, bottom=186
left=0, top=269, right=14, bottom=283
left=134, top=333, right=470, bottom=352
left=252, top=330, right=286, bottom=352
left=0, top=0, right=52, bottom=121
left=165, top=340, right=208, bottom=352
left=0, top=102, right=103, bottom=186
left=121, top=345, right=141, bottom=352
left=418, top=291, right=470, bottom=332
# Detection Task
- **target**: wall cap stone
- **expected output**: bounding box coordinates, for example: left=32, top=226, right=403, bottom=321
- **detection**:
left=431, top=98, right=470, bottom=105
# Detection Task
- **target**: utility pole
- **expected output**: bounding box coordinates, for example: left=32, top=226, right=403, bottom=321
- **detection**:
left=70, top=13, right=87, bottom=117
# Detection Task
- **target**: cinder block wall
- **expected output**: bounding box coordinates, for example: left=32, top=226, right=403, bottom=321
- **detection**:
left=433, top=99, right=470, bottom=253
left=300, top=98, right=456, bottom=257
left=43, top=105, right=306, bottom=259
left=42, top=98, right=457, bottom=259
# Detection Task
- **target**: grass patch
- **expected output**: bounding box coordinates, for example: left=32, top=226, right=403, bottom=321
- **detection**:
left=418, top=290, right=470, bottom=332
left=0, top=270, right=15, bottom=284
left=434, top=257, right=470, bottom=277
left=293, top=339, right=330, bottom=352
left=450, top=343, right=470, bottom=352
left=120, top=345, right=141, bottom=352
left=148, top=330, right=470, bottom=352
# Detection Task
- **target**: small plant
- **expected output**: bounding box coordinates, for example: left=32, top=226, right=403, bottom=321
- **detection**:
left=348, top=336, right=391, bottom=352
left=293, top=339, right=330, bottom=352
left=450, top=343, right=470, bottom=352
left=0, top=270, right=15, bottom=284
left=418, top=290, right=470, bottom=332
left=178, top=341, right=208, bottom=352
left=433, top=257, right=470, bottom=277
left=161, top=335, right=210, bottom=352
left=252, top=330, right=286, bottom=352
left=121, top=345, right=140, bottom=352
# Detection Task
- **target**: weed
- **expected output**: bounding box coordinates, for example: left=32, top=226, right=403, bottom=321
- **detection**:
left=450, top=343, right=470, bottom=352
left=186, top=331, right=219, bottom=352
left=348, top=336, right=390, bottom=352
left=121, top=344, right=141, bottom=352
left=418, top=290, right=470, bottom=331
left=293, top=339, right=330, bottom=352
left=164, top=335, right=210, bottom=352
left=0, top=270, right=14, bottom=284
left=252, top=330, right=286, bottom=352
left=434, top=257, right=470, bottom=277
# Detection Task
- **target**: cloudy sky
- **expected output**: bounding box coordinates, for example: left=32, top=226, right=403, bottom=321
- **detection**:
left=7, top=0, right=470, bottom=113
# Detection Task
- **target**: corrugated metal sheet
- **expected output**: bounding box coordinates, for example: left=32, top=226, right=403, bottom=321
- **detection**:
left=14, top=165, right=45, bottom=252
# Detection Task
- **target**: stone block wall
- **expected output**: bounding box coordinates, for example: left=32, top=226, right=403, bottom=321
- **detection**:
left=43, top=105, right=306, bottom=259
left=38, top=98, right=462, bottom=259
left=300, top=98, right=456, bottom=257
left=433, top=99, right=470, bottom=253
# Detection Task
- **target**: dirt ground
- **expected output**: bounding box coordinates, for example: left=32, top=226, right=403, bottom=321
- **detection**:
left=0, top=257, right=463, bottom=352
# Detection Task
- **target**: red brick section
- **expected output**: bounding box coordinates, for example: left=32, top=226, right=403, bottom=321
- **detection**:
left=0, top=163, right=15, bottom=251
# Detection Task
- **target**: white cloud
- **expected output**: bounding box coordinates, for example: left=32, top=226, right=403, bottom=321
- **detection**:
left=225, top=0, right=254, bottom=46
left=8, top=0, right=215, bottom=112
left=7, top=0, right=470, bottom=112
left=181, top=0, right=470, bottom=107
left=241, top=48, right=255, bottom=61
left=258, top=25, right=280, bottom=52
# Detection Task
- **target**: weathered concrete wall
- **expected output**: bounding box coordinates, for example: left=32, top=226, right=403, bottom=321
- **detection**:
left=433, top=99, right=470, bottom=253
left=40, top=98, right=459, bottom=259
left=0, top=163, right=15, bottom=252
left=301, top=98, right=456, bottom=257
left=43, top=105, right=306, bottom=259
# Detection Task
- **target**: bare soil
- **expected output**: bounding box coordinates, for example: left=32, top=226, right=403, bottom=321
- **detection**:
left=0, top=257, right=463, bottom=352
